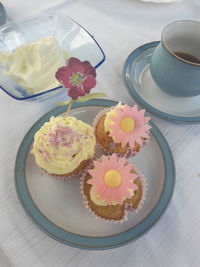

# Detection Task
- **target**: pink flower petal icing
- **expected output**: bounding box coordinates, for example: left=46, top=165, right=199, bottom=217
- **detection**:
left=87, top=154, right=138, bottom=205
left=108, top=105, right=151, bottom=149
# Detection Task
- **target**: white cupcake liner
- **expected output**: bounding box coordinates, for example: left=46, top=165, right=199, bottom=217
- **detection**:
left=43, top=159, right=94, bottom=180
left=93, top=107, right=150, bottom=158
left=80, top=161, right=147, bottom=223
left=125, top=165, right=147, bottom=213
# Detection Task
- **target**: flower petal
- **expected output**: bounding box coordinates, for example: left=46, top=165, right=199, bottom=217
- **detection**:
left=68, top=86, right=80, bottom=100
left=76, top=84, right=86, bottom=96
left=83, top=75, right=96, bottom=90
left=55, top=66, right=73, bottom=88
left=66, top=57, right=84, bottom=73
left=82, top=85, right=91, bottom=94
left=82, top=61, right=96, bottom=77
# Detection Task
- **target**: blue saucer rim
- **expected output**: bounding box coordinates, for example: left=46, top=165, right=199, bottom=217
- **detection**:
left=15, top=99, right=175, bottom=250
left=123, top=41, right=200, bottom=124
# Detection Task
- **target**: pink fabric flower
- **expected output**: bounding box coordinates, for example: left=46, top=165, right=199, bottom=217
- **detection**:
left=55, top=57, right=96, bottom=100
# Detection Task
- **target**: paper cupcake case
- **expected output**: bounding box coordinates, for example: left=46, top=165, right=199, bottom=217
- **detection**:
left=80, top=164, right=147, bottom=223
left=80, top=175, right=128, bottom=223
left=124, top=165, right=147, bottom=213
left=93, top=107, right=150, bottom=158
left=43, top=159, right=94, bottom=180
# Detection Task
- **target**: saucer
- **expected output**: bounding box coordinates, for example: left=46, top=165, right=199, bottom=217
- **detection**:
left=123, top=41, right=200, bottom=124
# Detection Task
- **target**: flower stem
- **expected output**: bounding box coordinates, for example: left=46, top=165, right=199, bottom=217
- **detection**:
left=65, top=100, right=74, bottom=117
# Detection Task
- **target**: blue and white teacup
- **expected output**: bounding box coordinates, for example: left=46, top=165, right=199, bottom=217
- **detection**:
left=150, top=20, right=200, bottom=97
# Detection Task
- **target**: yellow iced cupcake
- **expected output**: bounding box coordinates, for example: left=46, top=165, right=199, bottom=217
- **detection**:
left=32, top=116, right=96, bottom=178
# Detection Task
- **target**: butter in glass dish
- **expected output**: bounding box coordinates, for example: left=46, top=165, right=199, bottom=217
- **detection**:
left=0, top=36, right=69, bottom=95
left=0, top=14, right=105, bottom=101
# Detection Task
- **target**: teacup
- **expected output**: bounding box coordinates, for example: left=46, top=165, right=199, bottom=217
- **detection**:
left=150, top=20, right=200, bottom=97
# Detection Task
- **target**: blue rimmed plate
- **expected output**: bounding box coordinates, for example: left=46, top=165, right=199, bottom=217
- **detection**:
left=123, top=41, right=200, bottom=124
left=15, top=99, right=175, bottom=250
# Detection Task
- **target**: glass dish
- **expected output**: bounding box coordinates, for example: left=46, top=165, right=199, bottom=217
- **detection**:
left=0, top=14, right=105, bottom=101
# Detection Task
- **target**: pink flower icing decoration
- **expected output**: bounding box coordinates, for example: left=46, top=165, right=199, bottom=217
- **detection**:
left=87, top=154, right=138, bottom=205
left=55, top=57, right=96, bottom=100
left=108, top=105, right=151, bottom=149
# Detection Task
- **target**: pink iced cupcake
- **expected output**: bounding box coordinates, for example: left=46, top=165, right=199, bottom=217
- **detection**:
left=94, top=104, right=151, bottom=157
left=81, top=154, right=146, bottom=222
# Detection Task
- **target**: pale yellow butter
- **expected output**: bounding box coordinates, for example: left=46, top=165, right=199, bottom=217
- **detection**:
left=0, top=36, right=69, bottom=94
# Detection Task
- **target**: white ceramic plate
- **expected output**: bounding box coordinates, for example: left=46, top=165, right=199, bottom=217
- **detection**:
left=15, top=99, right=175, bottom=249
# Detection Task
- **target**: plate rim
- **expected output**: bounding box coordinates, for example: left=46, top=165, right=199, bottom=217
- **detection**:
left=15, top=99, right=175, bottom=250
left=123, top=41, right=200, bottom=124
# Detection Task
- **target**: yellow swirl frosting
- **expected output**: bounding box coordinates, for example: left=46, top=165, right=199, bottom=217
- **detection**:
left=32, top=116, right=95, bottom=175
left=104, top=103, right=124, bottom=133
left=90, top=189, right=134, bottom=206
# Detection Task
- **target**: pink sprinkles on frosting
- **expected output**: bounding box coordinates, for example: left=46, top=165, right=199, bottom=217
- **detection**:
left=48, top=123, right=87, bottom=148
left=37, top=123, right=90, bottom=162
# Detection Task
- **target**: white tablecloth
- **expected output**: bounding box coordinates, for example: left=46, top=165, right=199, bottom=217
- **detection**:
left=1, top=0, right=200, bottom=266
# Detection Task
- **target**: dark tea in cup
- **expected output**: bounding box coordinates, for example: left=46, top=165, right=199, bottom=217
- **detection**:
left=173, top=51, right=200, bottom=64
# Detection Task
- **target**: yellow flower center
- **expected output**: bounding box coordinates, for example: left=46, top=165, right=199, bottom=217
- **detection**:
left=104, top=170, right=121, bottom=188
left=120, top=117, right=135, bottom=133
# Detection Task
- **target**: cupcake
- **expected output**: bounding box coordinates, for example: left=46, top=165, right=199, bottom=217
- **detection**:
left=94, top=104, right=151, bottom=157
left=32, top=116, right=96, bottom=178
left=81, top=154, right=145, bottom=222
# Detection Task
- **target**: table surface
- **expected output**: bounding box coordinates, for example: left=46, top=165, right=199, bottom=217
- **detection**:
left=1, top=0, right=200, bottom=266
